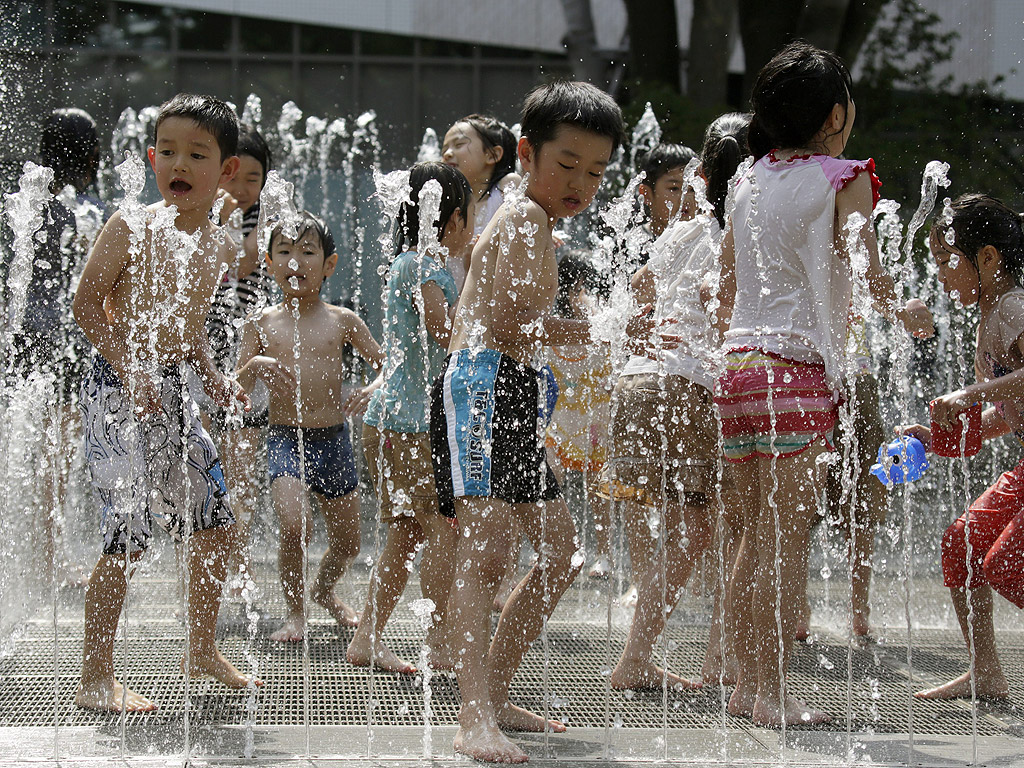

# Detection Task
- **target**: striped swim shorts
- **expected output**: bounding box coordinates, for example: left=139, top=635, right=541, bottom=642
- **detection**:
left=715, top=348, right=838, bottom=463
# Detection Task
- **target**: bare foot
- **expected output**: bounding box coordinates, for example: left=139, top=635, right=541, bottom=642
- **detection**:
left=426, top=642, right=458, bottom=672
left=454, top=719, right=528, bottom=763
left=727, top=681, right=757, bottom=718
left=794, top=623, right=810, bottom=642
left=182, top=651, right=263, bottom=689
left=701, top=653, right=739, bottom=686
left=610, top=659, right=702, bottom=692
left=752, top=693, right=831, bottom=727
left=852, top=612, right=873, bottom=639
left=914, top=671, right=1009, bottom=701
left=312, top=588, right=359, bottom=628
left=270, top=615, right=306, bottom=642
left=496, top=701, right=566, bottom=733
left=346, top=636, right=417, bottom=675
left=75, top=679, right=157, bottom=712
left=618, top=585, right=638, bottom=608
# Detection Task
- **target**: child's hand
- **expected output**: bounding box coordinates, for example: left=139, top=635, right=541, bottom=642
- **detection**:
left=896, top=423, right=932, bottom=451
left=252, top=356, right=297, bottom=399
left=929, top=389, right=972, bottom=429
left=625, top=304, right=655, bottom=340
left=205, top=372, right=252, bottom=412
left=901, top=298, right=935, bottom=339
left=344, top=374, right=383, bottom=417
left=128, top=372, right=163, bottom=417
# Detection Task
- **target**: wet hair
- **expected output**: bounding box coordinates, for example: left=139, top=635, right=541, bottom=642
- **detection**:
left=520, top=80, right=625, bottom=155
left=269, top=210, right=336, bottom=261
left=394, top=162, right=473, bottom=255
left=452, top=114, right=517, bottom=201
left=701, top=113, right=751, bottom=227
left=636, top=143, right=697, bottom=190
left=934, top=194, right=1024, bottom=286
left=555, top=251, right=601, bottom=318
left=747, top=41, right=853, bottom=161
left=40, top=108, right=100, bottom=191
left=154, top=93, right=239, bottom=161
left=237, top=124, right=272, bottom=188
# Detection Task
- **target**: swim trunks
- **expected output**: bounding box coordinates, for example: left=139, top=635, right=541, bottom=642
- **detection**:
left=80, top=356, right=234, bottom=555
left=266, top=422, right=360, bottom=499
left=431, top=348, right=561, bottom=519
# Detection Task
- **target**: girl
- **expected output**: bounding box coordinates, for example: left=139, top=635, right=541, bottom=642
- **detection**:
left=610, top=115, right=749, bottom=691
left=346, top=162, right=474, bottom=673
left=441, top=114, right=520, bottom=292
left=905, top=194, right=1024, bottom=701
left=715, top=42, right=933, bottom=726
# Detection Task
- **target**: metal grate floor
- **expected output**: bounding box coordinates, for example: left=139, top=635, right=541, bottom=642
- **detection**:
left=3, top=565, right=1024, bottom=746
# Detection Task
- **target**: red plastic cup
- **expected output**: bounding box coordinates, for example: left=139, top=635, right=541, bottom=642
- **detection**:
left=930, top=402, right=982, bottom=457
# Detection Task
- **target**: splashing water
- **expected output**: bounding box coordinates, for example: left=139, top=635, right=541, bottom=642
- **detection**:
left=4, top=162, right=54, bottom=332
left=417, top=128, right=442, bottom=163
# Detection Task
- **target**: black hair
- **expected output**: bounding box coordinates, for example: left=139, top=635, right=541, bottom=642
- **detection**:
left=394, top=162, right=473, bottom=255
left=748, top=41, right=853, bottom=161
left=237, top=124, right=272, bottom=188
left=269, top=210, right=336, bottom=261
left=556, top=251, right=601, bottom=318
left=154, top=93, right=239, bottom=161
left=40, top=108, right=100, bottom=192
left=453, top=114, right=517, bottom=200
left=520, top=80, right=625, bottom=155
left=636, top=143, right=697, bottom=190
left=934, top=194, right=1024, bottom=286
left=701, top=113, right=751, bottom=227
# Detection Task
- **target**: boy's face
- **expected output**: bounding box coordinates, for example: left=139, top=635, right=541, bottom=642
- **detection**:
left=518, top=125, right=613, bottom=221
left=147, top=117, right=239, bottom=213
left=221, top=154, right=264, bottom=212
left=267, top=228, right=337, bottom=299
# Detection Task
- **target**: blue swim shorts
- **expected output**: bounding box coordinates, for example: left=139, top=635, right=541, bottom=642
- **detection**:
left=267, top=423, right=360, bottom=499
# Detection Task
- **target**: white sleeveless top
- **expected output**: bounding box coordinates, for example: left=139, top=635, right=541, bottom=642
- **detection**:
left=725, top=152, right=879, bottom=392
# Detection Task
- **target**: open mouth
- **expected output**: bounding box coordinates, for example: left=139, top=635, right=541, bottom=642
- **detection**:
left=169, top=179, right=192, bottom=195
left=563, top=196, right=581, bottom=210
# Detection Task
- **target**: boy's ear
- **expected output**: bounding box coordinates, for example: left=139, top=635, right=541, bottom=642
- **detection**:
left=486, top=144, right=503, bottom=166
left=638, top=183, right=654, bottom=207
left=147, top=146, right=156, bottom=169
left=517, top=136, right=534, bottom=170
left=980, top=244, right=1001, bottom=270
left=323, top=252, right=339, bottom=279
left=220, top=155, right=241, bottom=184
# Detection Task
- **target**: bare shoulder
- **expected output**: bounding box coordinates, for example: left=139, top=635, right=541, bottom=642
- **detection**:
left=493, top=197, right=551, bottom=254
left=327, top=303, right=361, bottom=331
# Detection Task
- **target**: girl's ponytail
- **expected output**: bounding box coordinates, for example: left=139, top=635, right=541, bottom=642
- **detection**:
left=701, top=112, right=752, bottom=227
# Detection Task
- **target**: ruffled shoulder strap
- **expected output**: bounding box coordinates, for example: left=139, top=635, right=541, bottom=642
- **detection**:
left=818, top=156, right=882, bottom=209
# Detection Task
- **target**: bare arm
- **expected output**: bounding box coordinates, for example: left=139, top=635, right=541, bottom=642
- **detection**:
left=345, top=311, right=384, bottom=371
left=236, top=315, right=297, bottom=399
left=420, top=280, right=453, bottom=348
left=837, top=173, right=934, bottom=338
left=631, top=264, right=656, bottom=306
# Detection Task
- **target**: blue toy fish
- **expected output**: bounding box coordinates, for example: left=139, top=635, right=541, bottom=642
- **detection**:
left=870, top=436, right=929, bottom=486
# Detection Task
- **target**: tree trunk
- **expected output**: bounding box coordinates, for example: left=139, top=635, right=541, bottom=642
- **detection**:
left=623, top=0, right=681, bottom=91
left=559, top=0, right=606, bottom=85
left=687, top=0, right=738, bottom=108
left=835, top=0, right=888, bottom=68
left=738, top=0, right=805, bottom=102
left=798, top=0, right=852, bottom=50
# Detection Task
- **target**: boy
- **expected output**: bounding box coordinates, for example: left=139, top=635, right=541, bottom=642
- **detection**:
left=72, top=93, right=257, bottom=712
left=236, top=212, right=382, bottom=642
left=430, top=80, right=624, bottom=764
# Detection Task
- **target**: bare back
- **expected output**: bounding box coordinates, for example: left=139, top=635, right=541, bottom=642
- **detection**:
left=449, top=196, right=558, bottom=366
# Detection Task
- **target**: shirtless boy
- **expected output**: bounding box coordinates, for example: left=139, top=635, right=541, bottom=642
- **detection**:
left=236, top=211, right=382, bottom=642
left=72, top=93, right=258, bottom=712
left=430, top=81, right=624, bottom=763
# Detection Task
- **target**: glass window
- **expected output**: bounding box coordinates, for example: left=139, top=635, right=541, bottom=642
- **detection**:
left=177, top=10, right=232, bottom=52
left=301, top=63, right=354, bottom=117
left=114, top=2, right=171, bottom=50
left=52, top=0, right=110, bottom=47
left=480, top=44, right=534, bottom=60
left=240, top=15, right=291, bottom=53
left=420, top=65, right=474, bottom=135
left=359, top=64, right=416, bottom=164
left=237, top=62, right=296, bottom=117
left=419, top=38, right=474, bottom=59
left=119, top=55, right=174, bottom=110
left=480, top=66, right=539, bottom=125
left=178, top=59, right=235, bottom=101
left=300, top=24, right=352, bottom=55
left=360, top=31, right=413, bottom=57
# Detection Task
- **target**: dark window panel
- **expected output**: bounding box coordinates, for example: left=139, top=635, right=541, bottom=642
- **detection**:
left=419, top=38, right=474, bottom=59
left=240, top=15, right=290, bottom=53
left=176, top=10, right=232, bottom=52
left=52, top=0, right=111, bottom=47
left=419, top=64, right=474, bottom=136
left=300, top=24, right=353, bottom=55
left=360, top=30, right=413, bottom=57
left=114, top=2, right=171, bottom=51
left=300, top=63, right=353, bottom=118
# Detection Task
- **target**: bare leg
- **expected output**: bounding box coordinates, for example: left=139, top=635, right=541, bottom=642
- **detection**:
left=702, top=512, right=739, bottom=685
left=493, top=519, right=523, bottom=613
left=726, top=474, right=760, bottom=718
left=270, top=476, right=312, bottom=642
left=181, top=525, right=262, bottom=687
left=622, top=499, right=656, bottom=602
left=611, top=501, right=709, bottom=690
left=449, top=497, right=528, bottom=763
left=221, top=426, right=263, bottom=598
left=588, top=475, right=612, bottom=578
left=347, top=516, right=422, bottom=674
left=489, top=498, right=583, bottom=733
left=76, top=552, right=156, bottom=712
left=311, top=490, right=361, bottom=628
left=849, top=517, right=878, bottom=638
left=915, top=585, right=1009, bottom=699
left=417, top=510, right=458, bottom=668
left=750, top=449, right=830, bottom=727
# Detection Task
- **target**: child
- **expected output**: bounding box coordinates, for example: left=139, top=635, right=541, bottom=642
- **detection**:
left=544, top=253, right=614, bottom=576
left=72, top=93, right=258, bottom=711
left=441, top=114, right=521, bottom=291
left=903, top=194, right=1024, bottom=701
left=207, top=125, right=274, bottom=596
left=715, top=43, right=933, bottom=727
left=236, top=212, right=382, bottom=642
left=430, top=80, right=624, bottom=764
left=346, top=162, right=473, bottom=675
left=611, top=115, right=750, bottom=691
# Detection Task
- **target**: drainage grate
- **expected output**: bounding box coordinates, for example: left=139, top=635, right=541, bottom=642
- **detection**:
left=2, top=567, right=1022, bottom=742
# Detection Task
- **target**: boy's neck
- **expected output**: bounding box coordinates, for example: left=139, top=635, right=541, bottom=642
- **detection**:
left=161, top=201, right=212, bottom=233
left=285, top=294, right=324, bottom=314
left=979, top=272, right=1018, bottom=314
left=525, top=189, right=559, bottom=232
